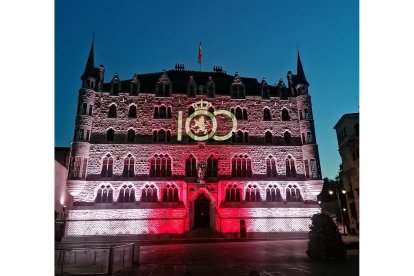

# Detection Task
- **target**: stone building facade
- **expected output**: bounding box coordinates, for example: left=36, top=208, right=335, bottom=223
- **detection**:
left=64, top=43, right=323, bottom=239
left=334, top=113, right=359, bottom=234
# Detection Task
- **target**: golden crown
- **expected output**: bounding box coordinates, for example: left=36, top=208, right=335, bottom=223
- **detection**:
left=192, top=99, right=212, bottom=111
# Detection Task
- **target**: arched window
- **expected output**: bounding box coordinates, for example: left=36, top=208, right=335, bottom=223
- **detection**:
left=235, top=130, right=248, bottom=143
left=107, top=128, right=115, bottom=142
left=206, top=154, right=218, bottom=177
left=235, top=107, right=243, bottom=120
left=185, top=155, right=197, bottom=177
left=127, top=129, right=135, bottom=142
left=149, top=154, right=172, bottom=177
left=242, top=108, right=248, bottom=120
left=153, top=129, right=170, bottom=143
left=159, top=105, right=167, bottom=118
left=141, top=184, right=158, bottom=202
left=95, top=185, right=114, bottom=203
left=101, top=154, right=114, bottom=177
left=286, top=185, right=301, bottom=202
left=266, top=185, right=282, bottom=202
left=88, top=105, right=93, bottom=116
left=266, top=155, right=277, bottom=177
left=285, top=155, right=296, bottom=177
left=281, top=108, right=290, bottom=121
left=245, top=184, right=261, bottom=202
left=158, top=129, right=166, bottom=142
left=128, top=105, right=137, bottom=118
left=122, top=154, right=135, bottom=177
left=163, top=184, right=179, bottom=202
left=265, top=131, right=272, bottom=144
left=237, top=130, right=244, bottom=143
left=231, top=154, right=252, bottom=177
left=188, top=106, right=195, bottom=116
left=108, top=104, right=117, bottom=118
left=167, top=107, right=172, bottom=118
left=118, top=184, right=136, bottom=203
left=153, top=130, right=158, bottom=142
left=154, top=106, right=159, bottom=118
left=284, top=131, right=291, bottom=144
left=354, top=123, right=359, bottom=136
left=263, top=108, right=271, bottom=121
left=225, top=184, right=241, bottom=202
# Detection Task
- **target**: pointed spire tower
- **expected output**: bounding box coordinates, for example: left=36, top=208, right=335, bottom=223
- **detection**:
left=80, top=40, right=96, bottom=89
left=296, top=50, right=309, bottom=86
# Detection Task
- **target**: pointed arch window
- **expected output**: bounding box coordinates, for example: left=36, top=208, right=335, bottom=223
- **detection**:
left=163, top=184, right=179, bottom=202
left=149, top=154, right=172, bottom=177
left=122, top=154, right=135, bottom=177
left=286, top=185, right=301, bottom=202
left=128, top=105, right=137, bottom=118
left=266, top=185, right=282, bottom=202
left=281, top=108, right=290, bottom=121
left=231, top=154, right=252, bottom=177
left=107, top=128, right=115, bottom=142
left=266, top=155, right=277, bottom=177
left=245, top=184, right=261, bottom=202
left=118, top=184, right=136, bottom=203
left=285, top=155, right=296, bottom=178
left=263, top=108, right=271, bottom=121
left=95, top=185, right=114, bottom=203
left=69, top=156, right=88, bottom=179
left=284, top=131, right=291, bottom=144
left=225, top=184, right=241, bottom=202
left=141, top=184, right=158, bottom=202
left=108, top=104, right=117, bottom=118
left=206, top=154, right=218, bottom=177
left=101, top=154, right=114, bottom=177
left=185, top=154, right=197, bottom=177
left=265, top=131, right=272, bottom=144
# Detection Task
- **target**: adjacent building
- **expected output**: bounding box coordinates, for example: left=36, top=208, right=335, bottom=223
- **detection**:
left=334, top=113, right=359, bottom=234
left=63, top=43, right=324, bottom=239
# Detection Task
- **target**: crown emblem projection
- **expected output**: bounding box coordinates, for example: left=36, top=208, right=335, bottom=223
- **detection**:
left=192, top=99, right=212, bottom=111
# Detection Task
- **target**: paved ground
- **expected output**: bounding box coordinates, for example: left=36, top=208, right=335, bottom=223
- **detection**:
left=117, top=240, right=359, bottom=276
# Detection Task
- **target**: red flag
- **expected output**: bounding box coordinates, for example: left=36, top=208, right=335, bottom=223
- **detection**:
left=197, top=42, right=202, bottom=64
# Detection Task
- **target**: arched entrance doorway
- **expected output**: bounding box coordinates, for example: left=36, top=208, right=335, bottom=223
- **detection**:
left=194, top=194, right=210, bottom=228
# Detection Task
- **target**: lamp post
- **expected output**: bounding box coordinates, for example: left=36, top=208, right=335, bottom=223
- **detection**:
left=329, top=189, right=347, bottom=235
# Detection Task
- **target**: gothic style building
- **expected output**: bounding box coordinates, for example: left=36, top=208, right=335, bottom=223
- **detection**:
left=64, top=43, right=323, bottom=239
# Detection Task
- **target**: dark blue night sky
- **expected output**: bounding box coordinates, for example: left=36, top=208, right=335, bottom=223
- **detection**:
left=55, top=0, right=358, bottom=178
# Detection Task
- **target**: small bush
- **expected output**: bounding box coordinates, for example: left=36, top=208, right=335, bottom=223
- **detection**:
left=306, top=212, right=347, bottom=261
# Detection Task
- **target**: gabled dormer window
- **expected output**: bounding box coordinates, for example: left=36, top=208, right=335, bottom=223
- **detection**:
left=206, top=76, right=215, bottom=98
left=187, top=76, right=197, bottom=97
left=130, top=73, right=140, bottom=95
left=261, top=78, right=269, bottom=99
left=231, top=72, right=245, bottom=99
left=156, top=71, right=172, bottom=97
left=111, top=73, right=121, bottom=94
